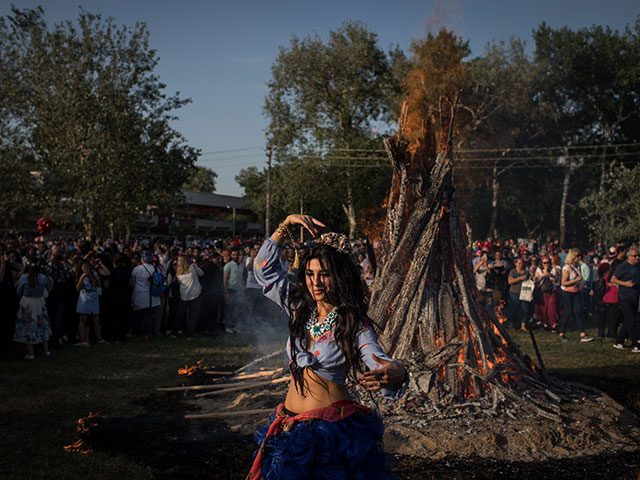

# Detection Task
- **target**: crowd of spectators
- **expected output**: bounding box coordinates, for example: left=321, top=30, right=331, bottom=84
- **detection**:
left=0, top=233, right=377, bottom=360
left=5, top=230, right=637, bottom=360
left=471, top=238, right=640, bottom=352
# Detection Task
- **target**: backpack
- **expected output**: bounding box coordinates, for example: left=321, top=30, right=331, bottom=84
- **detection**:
left=602, top=269, right=618, bottom=304
left=145, top=265, right=168, bottom=297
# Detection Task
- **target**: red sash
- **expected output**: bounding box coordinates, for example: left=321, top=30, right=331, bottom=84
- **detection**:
left=247, top=400, right=374, bottom=480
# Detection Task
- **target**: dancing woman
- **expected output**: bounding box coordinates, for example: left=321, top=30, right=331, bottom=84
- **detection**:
left=248, top=214, right=407, bottom=480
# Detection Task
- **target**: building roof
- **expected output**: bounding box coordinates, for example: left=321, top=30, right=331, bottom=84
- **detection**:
left=183, top=190, right=249, bottom=210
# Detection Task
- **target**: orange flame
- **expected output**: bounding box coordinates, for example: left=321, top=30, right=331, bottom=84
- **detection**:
left=63, top=412, right=101, bottom=454
left=178, top=359, right=205, bottom=376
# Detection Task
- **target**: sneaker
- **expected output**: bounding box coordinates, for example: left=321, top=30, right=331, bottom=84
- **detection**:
left=43, top=351, right=52, bottom=357
left=632, top=347, right=640, bottom=353
left=559, top=335, right=568, bottom=343
left=97, top=339, right=108, bottom=344
left=73, top=341, right=90, bottom=347
left=613, top=343, right=625, bottom=350
left=24, top=354, right=35, bottom=360
left=580, top=336, right=594, bottom=343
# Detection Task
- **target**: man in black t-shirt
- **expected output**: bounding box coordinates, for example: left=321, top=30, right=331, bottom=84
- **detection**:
left=611, top=248, right=640, bottom=352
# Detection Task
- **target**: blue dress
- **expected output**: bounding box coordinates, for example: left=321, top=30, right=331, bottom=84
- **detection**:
left=76, top=276, right=100, bottom=315
left=14, top=273, right=52, bottom=344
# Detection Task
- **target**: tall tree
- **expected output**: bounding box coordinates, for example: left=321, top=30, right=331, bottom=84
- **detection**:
left=580, top=162, right=640, bottom=246
left=460, top=38, right=537, bottom=239
left=263, top=21, right=399, bottom=238
left=532, top=21, right=640, bottom=247
left=0, top=7, right=197, bottom=238
left=183, top=165, right=217, bottom=193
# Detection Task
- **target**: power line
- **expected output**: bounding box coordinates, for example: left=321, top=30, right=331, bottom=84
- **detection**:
left=279, top=141, right=640, bottom=154
left=199, top=153, right=265, bottom=162
left=196, top=141, right=640, bottom=157
left=455, top=151, right=640, bottom=162
left=200, top=147, right=263, bottom=156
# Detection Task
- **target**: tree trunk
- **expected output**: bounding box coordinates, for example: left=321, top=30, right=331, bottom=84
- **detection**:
left=599, top=143, right=608, bottom=194
left=83, top=207, right=94, bottom=241
left=342, top=182, right=358, bottom=240
left=488, top=161, right=499, bottom=239
left=368, top=99, right=546, bottom=412
left=559, top=146, right=570, bottom=249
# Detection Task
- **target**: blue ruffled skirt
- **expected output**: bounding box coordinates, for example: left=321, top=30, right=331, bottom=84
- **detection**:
left=251, top=403, right=395, bottom=479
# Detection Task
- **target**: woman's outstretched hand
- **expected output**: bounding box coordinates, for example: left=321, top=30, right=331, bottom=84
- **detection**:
left=358, top=354, right=407, bottom=391
left=284, top=214, right=326, bottom=238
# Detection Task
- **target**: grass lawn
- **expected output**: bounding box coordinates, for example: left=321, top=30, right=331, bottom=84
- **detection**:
left=1, top=319, right=639, bottom=480
left=0, top=334, right=281, bottom=480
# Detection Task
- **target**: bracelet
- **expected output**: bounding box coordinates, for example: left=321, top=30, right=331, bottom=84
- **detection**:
left=274, top=222, right=291, bottom=240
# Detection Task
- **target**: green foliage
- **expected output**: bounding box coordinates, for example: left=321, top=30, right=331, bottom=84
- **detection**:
left=182, top=165, right=217, bottom=193
left=0, top=7, right=197, bottom=238
left=261, top=21, right=401, bottom=237
left=580, top=162, right=640, bottom=245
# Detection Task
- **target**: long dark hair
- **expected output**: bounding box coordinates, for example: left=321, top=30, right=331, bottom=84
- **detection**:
left=287, top=243, right=369, bottom=393
left=25, top=257, right=39, bottom=287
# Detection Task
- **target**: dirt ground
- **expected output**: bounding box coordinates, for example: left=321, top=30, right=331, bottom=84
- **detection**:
left=72, top=369, right=640, bottom=479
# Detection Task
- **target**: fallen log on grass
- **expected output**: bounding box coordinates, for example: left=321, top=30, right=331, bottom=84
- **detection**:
left=194, top=376, right=290, bottom=398
left=235, top=368, right=285, bottom=381
left=233, top=349, right=284, bottom=376
left=185, top=408, right=274, bottom=419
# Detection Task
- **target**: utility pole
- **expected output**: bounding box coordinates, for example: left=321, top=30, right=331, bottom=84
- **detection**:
left=265, top=146, right=272, bottom=236
left=300, top=197, right=304, bottom=243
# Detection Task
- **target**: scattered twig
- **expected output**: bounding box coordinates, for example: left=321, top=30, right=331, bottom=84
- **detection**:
left=545, top=389, right=562, bottom=403
left=204, top=371, right=234, bottom=376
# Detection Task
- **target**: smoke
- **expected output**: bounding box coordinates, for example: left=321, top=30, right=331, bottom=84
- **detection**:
left=224, top=287, right=290, bottom=357
left=422, top=0, right=464, bottom=37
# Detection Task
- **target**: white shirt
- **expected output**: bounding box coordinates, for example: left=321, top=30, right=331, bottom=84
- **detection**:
left=177, top=264, right=203, bottom=301
left=131, top=264, right=161, bottom=310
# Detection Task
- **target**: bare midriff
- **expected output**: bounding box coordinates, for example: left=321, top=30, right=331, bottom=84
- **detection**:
left=284, top=368, right=351, bottom=414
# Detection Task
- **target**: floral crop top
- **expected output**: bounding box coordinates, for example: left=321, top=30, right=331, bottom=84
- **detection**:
left=254, top=238, right=405, bottom=400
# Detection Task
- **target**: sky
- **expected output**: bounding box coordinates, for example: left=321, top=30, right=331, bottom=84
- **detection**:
left=3, top=0, right=639, bottom=196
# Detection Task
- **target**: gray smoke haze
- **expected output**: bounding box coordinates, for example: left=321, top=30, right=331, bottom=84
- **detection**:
left=421, top=0, right=464, bottom=37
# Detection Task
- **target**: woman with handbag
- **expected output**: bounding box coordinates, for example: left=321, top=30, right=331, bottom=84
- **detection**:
left=535, top=256, right=559, bottom=331
left=558, top=249, right=593, bottom=342
left=507, top=257, right=530, bottom=332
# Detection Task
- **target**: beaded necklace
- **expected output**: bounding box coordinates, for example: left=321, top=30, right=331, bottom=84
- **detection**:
left=306, top=307, right=338, bottom=337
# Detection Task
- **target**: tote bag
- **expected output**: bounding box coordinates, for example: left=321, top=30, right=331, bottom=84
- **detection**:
left=519, top=279, right=535, bottom=302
